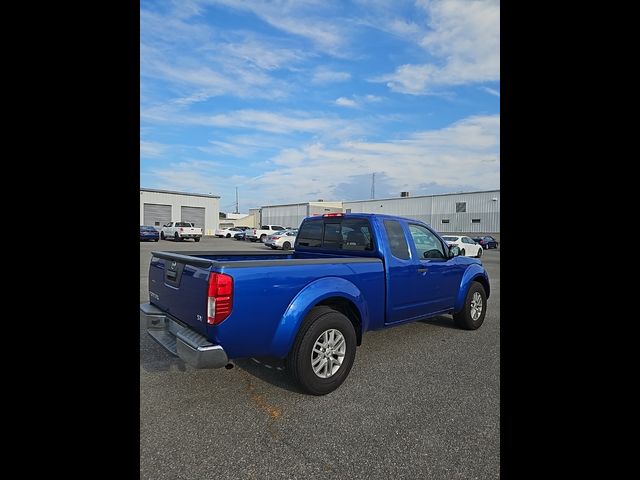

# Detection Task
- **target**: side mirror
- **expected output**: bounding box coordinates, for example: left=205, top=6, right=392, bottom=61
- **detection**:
left=448, top=245, right=461, bottom=258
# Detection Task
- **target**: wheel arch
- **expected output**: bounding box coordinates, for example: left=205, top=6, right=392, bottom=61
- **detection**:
left=270, top=277, right=368, bottom=358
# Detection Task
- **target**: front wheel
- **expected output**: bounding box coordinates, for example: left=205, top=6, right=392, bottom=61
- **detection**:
left=453, top=282, right=487, bottom=330
left=460, top=249, right=466, bottom=256
left=286, top=306, right=357, bottom=395
left=226, top=233, right=231, bottom=238
left=476, top=248, right=482, bottom=258
left=282, top=241, right=291, bottom=251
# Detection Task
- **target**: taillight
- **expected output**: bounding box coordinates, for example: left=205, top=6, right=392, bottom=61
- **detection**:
left=323, top=213, right=344, bottom=217
left=207, top=273, right=233, bottom=325
left=272, top=236, right=280, bottom=240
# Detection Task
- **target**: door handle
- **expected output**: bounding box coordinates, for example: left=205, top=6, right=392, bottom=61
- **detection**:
left=417, top=267, right=428, bottom=273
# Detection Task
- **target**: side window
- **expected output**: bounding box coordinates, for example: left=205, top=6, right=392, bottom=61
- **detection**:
left=273, top=226, right=285, bottom=231
left=409, top=224, right=445, bottom=260
left=383, top=220, right=410, bottom=260
left=463, top=237, right=472, bottom=244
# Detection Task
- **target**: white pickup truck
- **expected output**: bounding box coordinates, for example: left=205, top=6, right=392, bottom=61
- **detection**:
left=160, top=222, right=203, bottom=242
left=246, top=224, right=286, bottom=243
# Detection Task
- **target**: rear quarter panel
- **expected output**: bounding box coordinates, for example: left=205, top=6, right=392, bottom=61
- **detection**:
left=210, top=261, right=385, bottom=359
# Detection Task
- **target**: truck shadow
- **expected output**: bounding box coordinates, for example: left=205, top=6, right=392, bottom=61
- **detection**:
left=417, top=315, right=460, bottom=330
left=233, top=357, right=302, bottom=394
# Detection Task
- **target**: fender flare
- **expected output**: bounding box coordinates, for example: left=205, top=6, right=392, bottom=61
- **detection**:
left=270, top=276, right=368, bottom=358
left=454, top=265, right=490, bottom=313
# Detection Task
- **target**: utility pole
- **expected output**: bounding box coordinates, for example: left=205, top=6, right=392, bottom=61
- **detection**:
left=370, top=172, right=376, bottom=199
left=235, top=187, right=239, bottom=214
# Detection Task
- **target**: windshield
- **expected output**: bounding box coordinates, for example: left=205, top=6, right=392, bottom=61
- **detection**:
left=441, top=236, right=458, bottom=241
left=175, top=222, right=193, bottom=227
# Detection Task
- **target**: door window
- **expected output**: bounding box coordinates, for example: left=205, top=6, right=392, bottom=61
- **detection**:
left=408, top=224, right=445, bottom=260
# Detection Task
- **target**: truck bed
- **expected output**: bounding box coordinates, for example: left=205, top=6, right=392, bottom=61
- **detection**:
left=147, top=250, right=385, bottom=359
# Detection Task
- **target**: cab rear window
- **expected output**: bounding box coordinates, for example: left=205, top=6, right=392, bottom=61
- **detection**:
left=296, top=218, right=373, bottom=250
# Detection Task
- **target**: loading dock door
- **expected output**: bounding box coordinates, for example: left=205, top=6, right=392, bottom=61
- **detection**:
left=143, top=203, right=172, bottom=228
left=181, top=206, right=206, bottom=229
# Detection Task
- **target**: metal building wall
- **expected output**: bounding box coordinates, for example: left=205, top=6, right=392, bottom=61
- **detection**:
left=343, top=197, right=433, bottom=226
left=260, top=203, right=310, bottom=228
left=344, top=190, right=499, bottom=234
left=140, top=189, right=220, bottom=235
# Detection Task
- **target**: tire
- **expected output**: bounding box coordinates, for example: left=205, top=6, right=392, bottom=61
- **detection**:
left=174, top=232, right=181, bottom=242
left=286, top=306, right=357, bottom=395
left=260, top=234, right=266, bottom=243
left=476, top=248, right=482, bottom=258
left=194, top=237, right=200, bottom=242
left=153, top=239, right=158, bottom=242
left=282, top=241, right=291, bottom=251
left=461, top=249, right=466, bottom=256
left=160, top=232, right=165, bottom=240
left=226, top=233, right=231, bottom=238
left=453, top=282, right=487, bottom=330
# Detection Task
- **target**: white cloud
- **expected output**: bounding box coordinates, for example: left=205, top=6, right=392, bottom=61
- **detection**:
left=140, top=141, right=166, bottom=157
left=144, top=115, right=499, bottom=208
left=204, top=0, right=349, bottom=55
left=247, top=114, right=499, bottom=205
left=374, top=0, right=500, bottom=94
left=335, top=97, right=358, bottom=108
left=312, top=67, right=352, bottom=85
left=481, top=86, right=500, bottom=97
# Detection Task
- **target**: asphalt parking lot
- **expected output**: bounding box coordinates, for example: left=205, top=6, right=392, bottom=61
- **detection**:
left=140, top=237, right=500, bottom=479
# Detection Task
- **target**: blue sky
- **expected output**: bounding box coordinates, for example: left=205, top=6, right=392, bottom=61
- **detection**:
left=140, top=0, right=499, bottom=213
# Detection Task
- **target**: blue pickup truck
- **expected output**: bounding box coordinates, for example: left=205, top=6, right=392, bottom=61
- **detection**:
left=140, top=213, right=490, bottom=395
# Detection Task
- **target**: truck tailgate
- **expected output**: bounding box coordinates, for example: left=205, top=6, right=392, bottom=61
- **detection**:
left=148, top=253, right=211, bottom=336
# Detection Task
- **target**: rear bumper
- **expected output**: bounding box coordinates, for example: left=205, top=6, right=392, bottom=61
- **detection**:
left=179, top=234, right=201, bottom=238
left=140, top=303, right=228, bottom=369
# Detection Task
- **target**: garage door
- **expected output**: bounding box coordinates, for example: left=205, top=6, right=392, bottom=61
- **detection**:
left=181, top=206, right=205, bottom=229
left=143, top=203, right=172, bottom=228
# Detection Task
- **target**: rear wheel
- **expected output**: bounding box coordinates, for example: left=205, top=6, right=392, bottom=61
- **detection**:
left=226, top=233, right=231, bottom=238
left=453, top=282, right=487, bottom=330
left=260, top=234, right=266, bottom=243
left=282, top=241, right=291, bottom=251
left=286, top=306, right=357, bottom=395
left=476, top=248, right=482, bottom=258
left=160, top=232, right=165, bottom=240
left=194, top=237, right=200, bottom=242
left=461, top=249, right=466, bottom=256
left=174, top=232, right=181, bottom=242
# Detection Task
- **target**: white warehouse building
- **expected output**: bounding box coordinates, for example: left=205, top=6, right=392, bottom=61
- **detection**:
left=259, top=201, right=344, bottom=229
left=140, top=188, right=220, bottom=235
left=343, top=190, right=500, bottom=236
left=256, top=190, right=500, bottom=238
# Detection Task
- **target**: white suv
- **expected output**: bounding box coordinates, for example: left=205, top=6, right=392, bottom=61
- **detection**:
left=246, top=225, right=286, bottom=243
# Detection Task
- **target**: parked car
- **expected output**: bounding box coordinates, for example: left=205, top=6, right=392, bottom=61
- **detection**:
left=246, top=225, right=286, bottom=243
left=233, top=230, right=247, bottom=241
left=441, top=235, right=483, bottom=258
left=215, top=226, right=243, bottom=238
left=141, top=212, right=490, bottom=395
left=471, top=235, right=499, bottom=249
left=265, top=229, right=298, bottom=250
left=160, top=222, right=202, bottom=242
left=140, top=225, right=159, bottom=242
